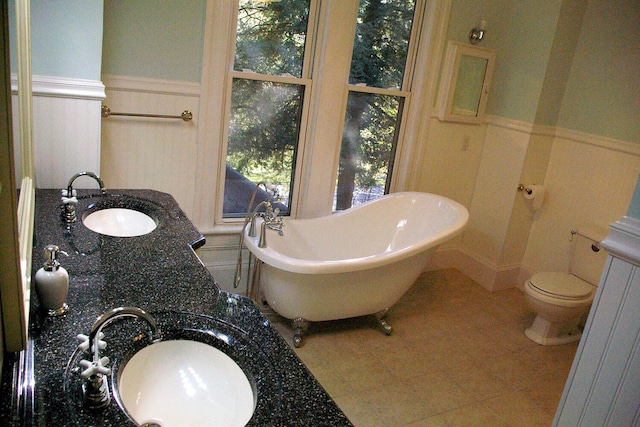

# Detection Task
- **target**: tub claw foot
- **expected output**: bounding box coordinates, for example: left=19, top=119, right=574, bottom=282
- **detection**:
left=292, top=317, right=309, bottom=348
left=375, top=309, right=393, bottom=336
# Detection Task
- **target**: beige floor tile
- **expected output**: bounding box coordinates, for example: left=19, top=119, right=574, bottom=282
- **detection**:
left=485, top=390, right=555, bottom=426
left=332, top=393, right=389, bottom=427
left=448, top=361, right=515, bottom=401
left=257, top=269, right=577, bottom=427
left=412, top=402, right=514, bottom=427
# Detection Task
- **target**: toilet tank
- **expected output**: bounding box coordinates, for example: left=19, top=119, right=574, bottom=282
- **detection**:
left=570, top=225, right=610, bottom=286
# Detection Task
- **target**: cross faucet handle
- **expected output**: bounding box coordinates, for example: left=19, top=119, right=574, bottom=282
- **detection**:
left=76, top=333, right=107, bottom=353
left=61, top=196, right=78, bottom=205
left=79, top=356, right=111, bottom=379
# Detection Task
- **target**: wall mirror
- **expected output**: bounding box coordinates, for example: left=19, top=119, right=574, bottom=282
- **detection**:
left=0, top=0, right=35, bottom=352
left=437, top=41, right=495, bottom=124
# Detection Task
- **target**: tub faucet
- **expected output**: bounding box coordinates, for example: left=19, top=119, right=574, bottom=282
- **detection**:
left=259, top=210, right=284, bottom=248
left=77, top=307, right=161, bottom=410
left=234, top=181, right=281, bottom=288
left=62, top=171, right=107, bottom=223
left=248, top=201, right=269, bottom=237
left=248, top=197, right=284, bottom=248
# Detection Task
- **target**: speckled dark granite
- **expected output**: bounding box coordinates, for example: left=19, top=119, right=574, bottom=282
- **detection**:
left=0, top=189, right=352, bottom=426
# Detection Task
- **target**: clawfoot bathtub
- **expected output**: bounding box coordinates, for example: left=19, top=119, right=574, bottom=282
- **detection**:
left=244, top=192, right=469, bottom=347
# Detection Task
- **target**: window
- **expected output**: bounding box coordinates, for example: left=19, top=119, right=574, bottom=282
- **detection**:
left=221, top=0, right=420, bottom=218
left=335, top=0, right=417, bottom=210
left=223, top=0, right=313, bottom=217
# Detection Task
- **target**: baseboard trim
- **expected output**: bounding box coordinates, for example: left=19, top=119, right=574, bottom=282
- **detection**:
left=426, top=245, right=524, bottom=292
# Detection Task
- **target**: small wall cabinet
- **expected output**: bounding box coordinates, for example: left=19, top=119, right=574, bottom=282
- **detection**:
left=437, top=41, right=496, bottom=125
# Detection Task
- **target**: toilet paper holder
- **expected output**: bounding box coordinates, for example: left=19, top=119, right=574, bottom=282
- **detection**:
left=517, top=184, right=534, bottom=194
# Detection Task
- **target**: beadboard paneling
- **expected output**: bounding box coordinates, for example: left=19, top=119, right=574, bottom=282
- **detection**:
left=11, top=75, right=105, bottom=189
left=101, top=77, right=200, bottom=219
left=554, top=217, right=640, bottom=426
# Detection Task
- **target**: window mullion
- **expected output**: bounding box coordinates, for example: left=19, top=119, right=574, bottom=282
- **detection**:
left=346, top=84, right=409, bottom=98
left=229, top=70, right=311, bottom=86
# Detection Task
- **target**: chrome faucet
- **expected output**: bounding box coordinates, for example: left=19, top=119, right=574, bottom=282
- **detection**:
left=77, top=307, right=161, bottom=410
left=258, top=200, right=284, bottom=248
left=246, top=198, right=284, bottom=248
left=248, top=200, right=269, bottom=237
left=234, top=182, right=285, bottom=288
left=62, top=171, right=107, bottom=223
left=66, top=171, right=106, bottom=197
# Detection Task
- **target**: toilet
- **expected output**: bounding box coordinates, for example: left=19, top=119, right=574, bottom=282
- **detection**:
left=524, top=227, right=608, bottom=345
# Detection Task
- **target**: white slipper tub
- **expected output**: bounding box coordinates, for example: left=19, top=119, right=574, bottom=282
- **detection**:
left=244, top=192, right=469, bottom=346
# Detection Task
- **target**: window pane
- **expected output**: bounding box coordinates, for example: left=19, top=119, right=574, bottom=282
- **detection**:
left=234, top=0, right=311, bottom=77
left=349, top=0, right=416, bottom=89
left=335, top=92, right=403, bottom=210
left=224, top=79, right=303, bottom=217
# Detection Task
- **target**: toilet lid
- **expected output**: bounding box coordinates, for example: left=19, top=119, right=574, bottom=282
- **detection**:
left=529, top=272, right=594, bottom=300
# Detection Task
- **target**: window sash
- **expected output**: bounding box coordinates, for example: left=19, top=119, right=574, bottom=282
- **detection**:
left=219, top=1, right=320, bottom=221
left=216, top=0, right=425, bottom=223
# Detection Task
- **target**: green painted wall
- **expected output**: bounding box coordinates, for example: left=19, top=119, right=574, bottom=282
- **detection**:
left=445, top=0, right=639, bottom=145
left=557, top=0, right=640, bottom=144
left=627, top=175, right=640, bottom=219
left=102, top=0, right=206, bottom=82
left=31, top=0, right=104, bottom=80
left=533, top=0, right=586, bottom=127
left=12, top=0, right=640, bottom=143
left=445, top=0, right=563, bottom=124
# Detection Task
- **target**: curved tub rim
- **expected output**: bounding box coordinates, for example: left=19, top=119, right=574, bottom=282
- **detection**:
left=244, top=191, right=468, bottom=275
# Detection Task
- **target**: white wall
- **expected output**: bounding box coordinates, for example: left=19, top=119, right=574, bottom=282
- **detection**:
left=100, top=75, right=200, bottom=216
left=523, top=132, right=640, bottom=275
left=11, top=76, right=105, bottom=190
left=423, top=117, right=640, bottom=291
left=96, top=0, right=640, bottom=295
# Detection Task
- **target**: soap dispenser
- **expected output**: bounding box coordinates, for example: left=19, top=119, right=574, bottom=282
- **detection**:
left=35, top=245, right=69, bottom=316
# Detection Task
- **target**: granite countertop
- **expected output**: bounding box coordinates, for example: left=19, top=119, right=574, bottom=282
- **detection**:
left=0, top=189, right=352, bottom=426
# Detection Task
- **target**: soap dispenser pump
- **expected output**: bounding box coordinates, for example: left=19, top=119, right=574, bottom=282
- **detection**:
left=35, top=245, right=69, bottom=316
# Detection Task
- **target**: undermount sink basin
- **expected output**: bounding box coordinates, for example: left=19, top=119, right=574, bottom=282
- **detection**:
left=83, top=208, right=157, bottom=237
left=118, top=340, right=255, bottom=427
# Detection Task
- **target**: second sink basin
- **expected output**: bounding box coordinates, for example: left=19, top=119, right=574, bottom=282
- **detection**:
left=83, top=208, right=157, bottom=237
left=118, top=339, right=255, bottom=427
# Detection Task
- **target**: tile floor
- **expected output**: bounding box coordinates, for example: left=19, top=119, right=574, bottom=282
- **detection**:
left=261, top=269, right=579, bottom=427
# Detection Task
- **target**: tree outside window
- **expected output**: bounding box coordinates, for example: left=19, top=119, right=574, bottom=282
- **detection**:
left=223, top=0, right=417, bottom=216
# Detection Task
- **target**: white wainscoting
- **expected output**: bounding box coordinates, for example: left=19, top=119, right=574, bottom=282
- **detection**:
left=426, top=116, right=640, bottom=292
left=554, top=216, right=640, bottom=426
left=12, top=75, right=105, bottom=189
left=196, top=232, right=251, bottom=295
left=100, top=75, right=201, bottom=219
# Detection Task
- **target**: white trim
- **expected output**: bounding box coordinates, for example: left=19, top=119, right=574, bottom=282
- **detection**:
left=484, top=114, right=640, bottom=156
left=12, top=74, right=106, bottom=100
left=602, top=216, right=640, bottom=265
left=102, top=74, right=201, bottom=97
left=555, top=127, right=640, bottom=156
left=395, top=0, right=452, bottom=191
left=427, top=245, right=529, bottom=292
left=483, top=114, right=535, bottom=134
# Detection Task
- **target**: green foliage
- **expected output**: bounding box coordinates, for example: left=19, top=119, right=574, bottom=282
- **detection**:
left=227, top=79, right=302, bottom=190
left=337, top=0, right=415, bottom=209
left=350, top=0, right=416, bottom=88
left=227, top=0, right=416, bottom=212
left=235, top=0, right=310, bottom=77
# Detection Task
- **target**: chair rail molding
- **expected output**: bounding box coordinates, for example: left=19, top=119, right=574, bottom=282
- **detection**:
left=12, top=74, right=106, bottom=100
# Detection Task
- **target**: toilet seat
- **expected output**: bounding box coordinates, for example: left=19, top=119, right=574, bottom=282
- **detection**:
left=528, top=272, right=594, bottom=300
